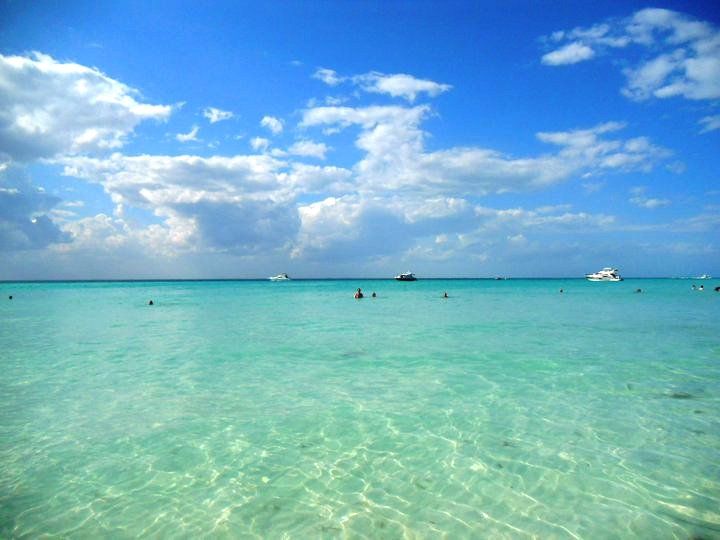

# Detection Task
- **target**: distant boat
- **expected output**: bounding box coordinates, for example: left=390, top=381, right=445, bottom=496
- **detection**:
left=395, top=272, right=417, bottom=281
left=585, top=267, right=623, bottom=282
left=696, top=274, right=712, bottom=279
left=269, top=273, right=290, bottom=281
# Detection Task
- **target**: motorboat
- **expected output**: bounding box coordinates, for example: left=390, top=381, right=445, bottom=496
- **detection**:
left=395, top=272, right=417, bottom=281
left=696, top=274, right=712, bottom=279
left=269, top=273, right=290, bottom=281
left=585, top=267, right=623, bottom=281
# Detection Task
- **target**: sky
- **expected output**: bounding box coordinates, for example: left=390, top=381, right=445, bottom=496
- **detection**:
left=1, top=0, right=719, bottom=279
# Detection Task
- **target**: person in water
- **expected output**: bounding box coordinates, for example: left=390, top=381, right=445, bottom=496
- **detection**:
left=443, top=292, right=448, bottom=298
left=148, top=300, right=154, bottom=305
left=371, top=292, right=376, bottom=298
left=354, top=288, right=363, bottom=299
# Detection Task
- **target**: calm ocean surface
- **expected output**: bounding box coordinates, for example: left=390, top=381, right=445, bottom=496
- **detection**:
left=1, top=279, right=718, bottom=538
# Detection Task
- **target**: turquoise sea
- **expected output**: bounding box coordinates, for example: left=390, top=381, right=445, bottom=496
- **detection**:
left=1, top=279, right=719, bottom=538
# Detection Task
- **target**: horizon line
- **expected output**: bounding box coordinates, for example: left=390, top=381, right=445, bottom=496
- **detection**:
left=1, top=276, right=713, bottom=284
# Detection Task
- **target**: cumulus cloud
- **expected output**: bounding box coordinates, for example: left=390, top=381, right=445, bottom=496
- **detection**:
left=58, top=213, right=133, bottom=252
left=541, top=42, right=595, bottom=65
left=281, top=163, right=352, bottom=193
left=313, top=68, right=343, bottom=86
left=250, top=137, right=270, bottom=152
left=472, top=205, right=616, bottom=232
left=699, top=114, right=720, bottom=133
left=311, top=68, right=451, bottom=102
left=260, top=115, right=284, bottom=134
left=5, top=49, right=702, bottom=276
left=287, top=140, right=328, bottom=159
left=58, top=152, right=301, bottom=254
left=0, top=52, right=171, bottom=163
left=542, top=8, right=720, bottom=101
left=178, top=199, right=299, bottom=253
left=203, top=107, right=233, bottom=123
left=46, top=212, right=202, bottom=274
left=354, top=72, right=452, bottom=102
left=176, top=125, right=200, bottom=142
left=629, top=186, right=671, bottom=208
left=45, top=93, right=669, bottom=267
left=292, top=195, right=471, bottom=261
left=293, top=195, right=417, bottom=261
left=292, top=192, right=618, bottom=267
left=302, top=105, right=669, bottom=196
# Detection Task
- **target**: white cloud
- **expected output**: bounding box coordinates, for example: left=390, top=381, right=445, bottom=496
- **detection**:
left=6, top=50, right=706, bottom=277
left=313, top=68, right=343, bottom=86
left=637, top=197, right=671, bottom=209
left=303, top=105, right=669, bottom=197
left=324, top=96, right=347, bottom=106
left=391, top=196, right=471, bottom=224
left=629, top=187, right=671, bottom=209
left=311, top=68, right=451, bottom=102
left=287, top=140, right=328, bottom=159
left=281, top=163, right=352, bottom=193
left=0, top=52, right=171, bottom=163
left=474, top=205, right=616, bottom=230
left=250, top=137, right=270, bottom=152
left=292, top=192, right=619, bottom=267
left=543, top=8, right=720, bottom=101
left=292, top=195, right=425, bottom=261
left=507, top=233, right=527, bottom=245
left=58, top=213, right=133, bottom=251
left=203, top=107, right=233, bottom=123
left=49, top=211, right=201, bottom=264
left=301, top=104, right=430, bottom=130
left=58, top=152, right=299, bottom=254
left=60, top=153, right=287, bottom=202
left=176, top=125, right=200, bottom=142
left=541, top=42, right=596, bottom=65
left=62, top=200, right=85, bottom=208
left=622, top=50, right=686, bottom=100
left=260, top=115, right=284, bottom=134
left=699, top=114, right=720, bottom=133
left=354, top=72, right=452, bottom=102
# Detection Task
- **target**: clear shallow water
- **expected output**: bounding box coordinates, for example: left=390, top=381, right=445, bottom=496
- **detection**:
left=1, top=279, right=718, bottom=538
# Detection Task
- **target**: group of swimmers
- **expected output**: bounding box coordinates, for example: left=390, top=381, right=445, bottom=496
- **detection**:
left=692, top=284, right=719, bottom=291
left=7, top=285, right=720, bottom=305
left=353, top=285, right=720, bottom=299
left=354, top=288, right=449, bottom=299
left=354, top=288, right=378, bottom=299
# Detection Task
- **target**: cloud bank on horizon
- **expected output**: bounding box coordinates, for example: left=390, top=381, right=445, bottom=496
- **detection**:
left=1, top=5, right=718, bottom=278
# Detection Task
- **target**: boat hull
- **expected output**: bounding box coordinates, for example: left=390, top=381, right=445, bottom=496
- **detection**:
left=585, top=267, right=623, bottom=281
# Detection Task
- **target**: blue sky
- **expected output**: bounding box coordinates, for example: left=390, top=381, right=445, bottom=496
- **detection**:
left=1, top=0, right=718, bottom=279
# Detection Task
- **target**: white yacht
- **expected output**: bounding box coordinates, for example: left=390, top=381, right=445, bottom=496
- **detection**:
left=395, top=272, right=417, bottom=281
left=269, top=273, right=290, bottom=281
left=585, top=267, right=623, bottom=282
left=696, top=274, right=712, bottom=280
